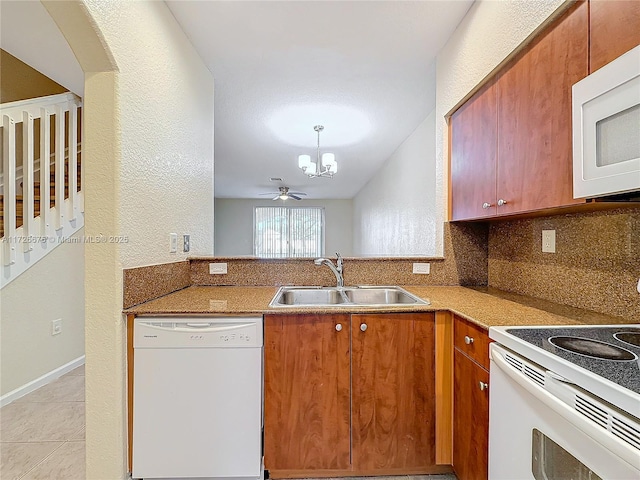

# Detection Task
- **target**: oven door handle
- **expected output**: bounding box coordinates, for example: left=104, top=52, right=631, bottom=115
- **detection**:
left=491, top=347, right=640, bottom=471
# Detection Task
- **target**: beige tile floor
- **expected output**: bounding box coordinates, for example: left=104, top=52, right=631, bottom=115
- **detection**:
left=0, top=365, right=85, bottom=480
left=0, top=366, right=458, bottom=480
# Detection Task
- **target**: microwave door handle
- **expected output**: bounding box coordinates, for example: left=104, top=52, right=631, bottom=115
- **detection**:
left=491, top=348, right=640, bottom=471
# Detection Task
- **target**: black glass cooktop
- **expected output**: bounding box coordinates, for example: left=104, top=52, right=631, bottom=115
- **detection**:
left=506, top=326, right=640, bottom=394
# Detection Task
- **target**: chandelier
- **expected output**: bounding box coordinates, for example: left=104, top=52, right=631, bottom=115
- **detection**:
left=298, top=125, right=337, bottom=178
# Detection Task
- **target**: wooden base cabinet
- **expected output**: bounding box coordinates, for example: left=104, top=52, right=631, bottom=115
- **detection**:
left=452, top=316, right=490, bottom=480
left=453, top=349, right=489, bottom=480
left=351, top=313, right=436, bottom=471
left=264, top=312, right=437, bottom=477
left=263, top=313, right=351, bottom=471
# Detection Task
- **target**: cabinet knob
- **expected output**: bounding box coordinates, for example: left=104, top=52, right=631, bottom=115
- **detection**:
left=360, top=323, right=368, bottom=332
left=497, top=199, right=507, bottom=206
left=464, top=335, right=474, bottom=345
left=335, top=323, right=343, bottom=332
left=482, top=202, right=492, bottom=209
left=479, top=381, right=488, bottom=391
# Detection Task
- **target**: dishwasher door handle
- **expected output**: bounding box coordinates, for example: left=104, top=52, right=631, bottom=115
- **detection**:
left=185, top=323, right=213, bottom=328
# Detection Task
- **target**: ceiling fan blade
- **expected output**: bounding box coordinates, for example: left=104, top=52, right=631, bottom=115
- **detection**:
left=259, top=192, right=278, bottom=196
left=289, top=194, right=302, bottom=200
left=272, top=195, right=280, bottom=201
left=288, top=192, right=307, bottom=196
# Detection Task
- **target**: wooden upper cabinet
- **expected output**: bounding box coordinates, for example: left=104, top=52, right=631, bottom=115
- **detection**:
left=351, top=312, right=436, bottom=472
left=496, top=0, right=588, bottom=215
left=590, top=0, right=640, bottom=72
left=263, top=313, right=351, bottom=472
left=450, top=80, right=498, bottom=221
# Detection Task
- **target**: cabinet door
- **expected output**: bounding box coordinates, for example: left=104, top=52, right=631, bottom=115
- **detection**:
left=497, top=1, right=588, bottom=215
left=450, top=79, right=498, bottom=221
left=590, top=0, right=640, bottom=72
left=453, top=349, right=489, bottom=480
left=264, top=314, right=351, bottom=471
left=351, top=313, right=435, bottom=471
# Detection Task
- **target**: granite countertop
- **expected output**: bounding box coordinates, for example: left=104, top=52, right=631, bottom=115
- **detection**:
left=124, top=285, right=633, bottom=329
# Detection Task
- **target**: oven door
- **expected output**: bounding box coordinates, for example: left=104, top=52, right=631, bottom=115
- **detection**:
left=489, top=344, right=640, bottom=480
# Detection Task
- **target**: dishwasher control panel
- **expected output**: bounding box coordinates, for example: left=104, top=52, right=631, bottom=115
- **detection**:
left=134, top=316, right=263, bottom=348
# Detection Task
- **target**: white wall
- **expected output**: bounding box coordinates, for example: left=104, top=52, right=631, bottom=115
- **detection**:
left=0, top=228, right=85, bottom=396
left=353, top=111, right=436, bottom=256
left=215, top=198, right=353, bottom=256
left=434, top=0, right=566, bottom=254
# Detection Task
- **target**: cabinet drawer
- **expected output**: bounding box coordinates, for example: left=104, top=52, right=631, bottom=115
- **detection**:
left=454, top=315, right=490, bottom=370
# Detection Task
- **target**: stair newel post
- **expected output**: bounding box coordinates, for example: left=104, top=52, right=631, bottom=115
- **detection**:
left=69, top=102, right=78, bottom=221
left=54, top=105, right=65, bottom=230
left=22, top=111, right=35, bottom=252
left=2, top=114, right=17, bottom=265
left=40, top=107, right=51, bottom=236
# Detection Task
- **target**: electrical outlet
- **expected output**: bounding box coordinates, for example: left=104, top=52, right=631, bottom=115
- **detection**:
left=52, top=319, right=62, bottom=336
left=169, top=233, right=178, bottom=253
left=542, top=230, right=556, bottom=253
left=413, top=262, right=431, bottom=274
left=183, top=234, right=190, bottom=253
left=209, top=262, right=227, bottom=274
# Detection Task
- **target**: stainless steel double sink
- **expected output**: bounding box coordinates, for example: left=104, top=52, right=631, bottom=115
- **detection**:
left=269, top=285, right=429, bottom=307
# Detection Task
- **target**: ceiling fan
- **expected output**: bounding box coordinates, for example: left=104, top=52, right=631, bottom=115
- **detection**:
left=259, top=186, right=307, bottom=201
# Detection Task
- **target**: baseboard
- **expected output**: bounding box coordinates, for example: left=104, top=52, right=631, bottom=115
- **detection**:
left=0, top=355, right=85, bottom=407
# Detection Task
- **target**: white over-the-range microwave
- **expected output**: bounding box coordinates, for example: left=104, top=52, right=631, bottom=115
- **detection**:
left=572, top=45, right=640, bottom=199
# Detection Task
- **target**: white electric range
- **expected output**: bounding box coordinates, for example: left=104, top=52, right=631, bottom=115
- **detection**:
left=488, top=324, right=640, bottom=480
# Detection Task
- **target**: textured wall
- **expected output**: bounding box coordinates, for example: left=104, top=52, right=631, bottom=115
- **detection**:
left=92, top=5, right=215, bottom=266
left=0, top=229, right=85, bottom=396
left=40, top=0, right=215, bottom=478
left=353, top=110, right=437, bottom=256
left=214, top=198, right=353, bottom=256
left=489, top=208, right=640, bottom=320
left=434, top=0, right=566, bottom=254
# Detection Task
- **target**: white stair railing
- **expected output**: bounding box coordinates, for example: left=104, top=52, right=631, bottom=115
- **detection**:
left=0, top=92, right=83, bottom=288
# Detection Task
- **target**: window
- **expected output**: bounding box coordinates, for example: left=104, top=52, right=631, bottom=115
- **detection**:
left=254, top=206, right=324, bottom=258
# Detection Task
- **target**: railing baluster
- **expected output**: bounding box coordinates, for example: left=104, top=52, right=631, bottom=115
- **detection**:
left=2, top=115, right=17, bottom=265
left=54, top=105, right=64, bottom=230
left=69, top=103, right=77, bottom=220
left=40, top=108, right=51, bottom=235
left=22, top=111, right=34, bottom=251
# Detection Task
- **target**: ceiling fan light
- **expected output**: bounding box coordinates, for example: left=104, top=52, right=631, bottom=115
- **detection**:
left=298, top=154, right=311, bottom=169
left=329, top=161, right=338, bottom=174
left=279, top=194, right=288, bottom=200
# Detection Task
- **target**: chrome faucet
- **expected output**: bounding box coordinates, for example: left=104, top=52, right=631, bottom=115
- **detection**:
left=314, top=253, right=344, bottom=288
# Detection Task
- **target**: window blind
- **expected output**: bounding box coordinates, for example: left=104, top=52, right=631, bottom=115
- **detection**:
left=254, top=206, right=324, bottom=258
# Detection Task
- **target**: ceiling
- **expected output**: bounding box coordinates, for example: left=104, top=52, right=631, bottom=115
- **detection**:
left=166, top=0, right=474, bottom=199
left=1, top=1, right=474, bottom=201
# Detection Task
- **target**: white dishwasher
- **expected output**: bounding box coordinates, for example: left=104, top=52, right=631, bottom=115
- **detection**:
left=132, top=316, right=263, bottom=480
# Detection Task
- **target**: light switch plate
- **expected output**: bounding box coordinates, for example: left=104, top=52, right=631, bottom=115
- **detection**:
left=413, top=262, right=431, bottom=274
left=183, top=234, right=190, bottom=253
left=209, top=263, right=227, bottom=274
left=169, top=233, right=178, bottom=253
left=542, top=230, right=556, bottom=253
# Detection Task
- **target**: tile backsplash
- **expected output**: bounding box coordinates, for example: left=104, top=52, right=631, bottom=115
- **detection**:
left=488, top=207, right=640, bottom=320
